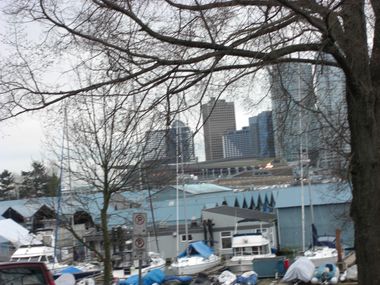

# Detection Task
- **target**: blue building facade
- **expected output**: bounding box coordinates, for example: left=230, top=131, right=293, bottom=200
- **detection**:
left=222, top=127, right=253, bottom=158
left=257, top=111, right=275, bottom=157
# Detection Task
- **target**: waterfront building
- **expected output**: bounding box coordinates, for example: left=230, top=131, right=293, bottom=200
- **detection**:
left=202, top=98, right=236, bottom=161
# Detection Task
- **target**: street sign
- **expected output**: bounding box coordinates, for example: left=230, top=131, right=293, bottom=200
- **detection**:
left=133, top=236, right=146, bottom=250
left=133, top=236, right=147, bottom=258
left=133, top=212, right=147, bottom=235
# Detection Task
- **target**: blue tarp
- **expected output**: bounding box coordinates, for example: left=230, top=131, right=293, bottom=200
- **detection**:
left=177, top=241, right=214, bottom=258
left=119, top=269, right=165, bottom=285
left=57, top=266, right=82, bottom=274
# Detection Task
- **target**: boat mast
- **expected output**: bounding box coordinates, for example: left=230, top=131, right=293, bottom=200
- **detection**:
left=54, top=103, right=68, bottom=265
left=175, top=112, right=180, bottom=256
left=177, top=114, right=189, bottom=253
left=298, top=61, right=306, bottom=252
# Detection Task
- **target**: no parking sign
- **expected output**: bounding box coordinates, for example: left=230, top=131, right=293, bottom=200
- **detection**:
left=133, top=212, right=147, bottom=258
left=133, top=212, right=147, bottom=235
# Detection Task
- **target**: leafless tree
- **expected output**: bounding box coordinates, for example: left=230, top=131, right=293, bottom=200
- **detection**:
left=1, top=1, right=379, bottom=283
left=49, top=83, right=179, bottom=283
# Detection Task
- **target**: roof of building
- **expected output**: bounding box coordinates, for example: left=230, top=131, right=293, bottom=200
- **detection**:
left=203, top=206, right=276, bottom=223
left=168, top=183, right=233, bottom=194
left=0, top=182, right=351, bottom=230
left=273, top=182, right=351, bottom=208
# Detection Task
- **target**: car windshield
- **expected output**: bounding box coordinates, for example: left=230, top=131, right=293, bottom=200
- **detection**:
left=0, top=267, right=45, bottom=285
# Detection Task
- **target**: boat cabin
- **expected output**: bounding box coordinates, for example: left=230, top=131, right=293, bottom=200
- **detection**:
left=232, top=233, right=272, bottom=256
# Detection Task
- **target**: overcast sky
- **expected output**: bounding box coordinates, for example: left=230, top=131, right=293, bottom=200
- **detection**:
left=0, top=3, right=270, bottom=175
left=0, top=116, right=46, bottom=174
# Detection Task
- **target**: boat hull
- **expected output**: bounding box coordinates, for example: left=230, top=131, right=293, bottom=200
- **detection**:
left=225, top=261, right=252, bottom=275
left=170, top=255, right=221, bottom=275
left=304, top=247, right=338, bottom=267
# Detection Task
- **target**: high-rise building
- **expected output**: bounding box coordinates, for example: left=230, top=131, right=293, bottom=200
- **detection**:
left=257, top=111, right=275, bottom=157
left=314, top=54, right=350, bottom=169
left=247, top=111, right=275, bottom=158
left=202, top=98, right=236, bottom=161
left=222, top=127, right=253, bottom=158
left=248, top=116, right=260, bottom=157
left=144, top=120, right=195, bottom=163
left=167, top=120, right=195, bottom=163
left=221, top=111, right=275, bottom=159
left=270, top=63, right=320, bottom=164
left=144, top=129, right=167, bottom=161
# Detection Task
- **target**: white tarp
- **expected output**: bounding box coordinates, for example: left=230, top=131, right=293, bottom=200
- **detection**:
left=0, top=219, right=41, bottom=248
left=282, top=257, right=315, bottom=283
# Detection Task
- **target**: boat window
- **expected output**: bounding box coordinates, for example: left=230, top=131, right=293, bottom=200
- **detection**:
left=47, top=256, right=55, bottom=263
left=234, top=248, right=243, bottom=256
left=243, top=247, right=252, bottom=255
left=30, top=256, right=39, bottom=261
left=40, top=256, right=47, bottom=262
left=19, top=257, right=30, bottom=262
left=259, top=245, right=270, bottom=254
left=252, top=246, right=259, bottom=254
left=181, top=234, right=193, bottom=242
left=220, top=231, right=232, bottom=249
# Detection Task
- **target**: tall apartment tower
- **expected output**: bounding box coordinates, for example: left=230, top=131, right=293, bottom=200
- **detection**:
left=202, top=98, right=236, bottom=161
left=270, top=63, right=320, bottom=164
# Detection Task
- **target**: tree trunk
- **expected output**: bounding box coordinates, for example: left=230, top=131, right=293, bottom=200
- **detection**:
left=349, top=85, right=380, bottom=285
left=101, top=207, right=113, bottom=285
left=340, top=2, right=380, bottom=284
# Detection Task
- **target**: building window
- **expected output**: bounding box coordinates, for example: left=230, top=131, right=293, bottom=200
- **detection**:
left=220, top=231, right=232, bottom=249
left=181, top=234, right=193, bottom=242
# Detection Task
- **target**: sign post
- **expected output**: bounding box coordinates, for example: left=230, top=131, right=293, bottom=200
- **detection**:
left=132, top=212, right=147, bottom=285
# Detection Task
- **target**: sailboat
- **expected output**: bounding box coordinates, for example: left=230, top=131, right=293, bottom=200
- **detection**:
left=169, top=118, right=221, bottom=276
left=294, top=64, right=337, bottom=268
left=303, top=225, right=338, bottom=267
left=169, top=240, right=221, bottom=276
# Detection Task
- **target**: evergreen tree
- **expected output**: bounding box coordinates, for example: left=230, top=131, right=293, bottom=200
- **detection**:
left=19, top=161, right=59, bottom=198
left=0, top=170, right=15, bottom=200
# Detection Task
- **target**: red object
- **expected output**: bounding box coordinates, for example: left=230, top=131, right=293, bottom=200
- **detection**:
left=284, top=258, right=290, bottom=269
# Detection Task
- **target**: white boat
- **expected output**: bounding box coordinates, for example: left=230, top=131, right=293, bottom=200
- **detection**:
left=225, top=233, right=276, bottom=274
left=301, top=224, right=339, bottom=267
left=10, top=243, right=67, bottom=271
left=303, top=246, right=338, bottom=267
left=170, top=241, right=221, bottom=275
left=113, top=251, right=166, bottom=279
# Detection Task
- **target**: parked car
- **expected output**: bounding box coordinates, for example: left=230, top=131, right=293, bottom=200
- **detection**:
left=0, top=262, right=56, bottom=285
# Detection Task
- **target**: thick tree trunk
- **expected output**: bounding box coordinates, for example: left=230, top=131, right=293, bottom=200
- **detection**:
left=339, top=2, right=380, bottom=284
left=349, top=86, right=380, bottom=285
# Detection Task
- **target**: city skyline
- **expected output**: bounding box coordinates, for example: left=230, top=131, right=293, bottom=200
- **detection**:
left=0, top=101, right=264, bottom=174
